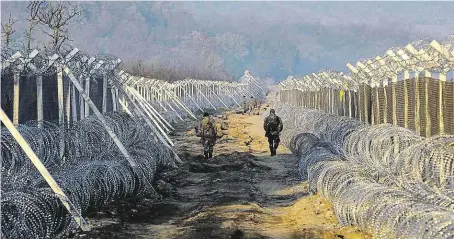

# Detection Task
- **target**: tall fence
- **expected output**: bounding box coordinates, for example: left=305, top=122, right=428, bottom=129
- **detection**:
left=279, top=37, right=454, bottom=137
left=0, top=46, right=265, bottom=238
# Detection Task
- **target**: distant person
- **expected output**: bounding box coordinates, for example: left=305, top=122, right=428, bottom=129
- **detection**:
left=248, top=96, right=255, bottom=115
left=196, top=112, right=218, bottom=159
left=242, top=96, right=247, bottom=114
left=254, top=98, right=261, bottom=113
left=263, top=109, right=283, bottom=156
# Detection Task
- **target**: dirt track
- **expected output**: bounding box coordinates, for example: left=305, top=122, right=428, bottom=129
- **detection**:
left=77, top=109, right=370, bottom=239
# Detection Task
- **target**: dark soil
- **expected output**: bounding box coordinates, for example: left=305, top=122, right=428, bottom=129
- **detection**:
left=74, top=148, right=306, bottom=239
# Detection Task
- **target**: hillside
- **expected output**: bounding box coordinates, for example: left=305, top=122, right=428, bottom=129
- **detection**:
left=2, top=1, right=454, bottom=80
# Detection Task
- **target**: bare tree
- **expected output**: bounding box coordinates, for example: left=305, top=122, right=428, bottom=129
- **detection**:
left=25, top=1, right=46, bottom=52
left=38, top=1, right=82, bottom=51
left=1, top=13, right=17, bottom=48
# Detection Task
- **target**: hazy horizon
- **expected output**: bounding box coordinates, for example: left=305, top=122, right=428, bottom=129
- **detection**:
left=2, top=1, right=454, bottom=81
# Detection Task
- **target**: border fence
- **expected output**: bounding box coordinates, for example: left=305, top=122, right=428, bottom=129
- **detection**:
left=279, top=37, right=454, bottom=137
left=0, top=46, right=265, bottom=238
left=271, top=102, right=454, bottom=239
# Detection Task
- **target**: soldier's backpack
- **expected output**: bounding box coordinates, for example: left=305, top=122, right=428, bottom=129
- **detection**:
left=201, top=117, right=216, bottom=138
left=266, top=115, right=281, bottom=137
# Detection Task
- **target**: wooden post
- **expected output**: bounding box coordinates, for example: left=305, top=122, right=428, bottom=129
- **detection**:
left=66, top=79, right=71, bottom=127
left=383, top=79, right=388, bottom=124
left=327, top=89, right=331, bottom=113
left=84, top=77, right=90, bottom=117
left=439, top=73, right=446, bottom=135
left=374, top=84, right=380, bottom=124
left=37, top=74, right=43, bottom=128
left=79, top=77, right=85, bottom=120
left=425, top=71, right=431, bottom=137
left=358, top=84, right=362, bottom=121
left=332, top=88, right=336, bottom=114
left=71, top=84, right=78, bottom=123
left=392, top=75, right=398, bottom=126
left=403, top=71, right=409, bottom=129
left=102, top=76, right=108, bottom=114
left=57, top=68, right=64, bottom=126
left=111, top=88, right=117, bottom=111
left=13, top=71, right=20, bottom=126
left=414, top=72, right=421, bottom=135
left=371, top=87, right=375, bottom=125
left=363, top=84, right=368, bottom=123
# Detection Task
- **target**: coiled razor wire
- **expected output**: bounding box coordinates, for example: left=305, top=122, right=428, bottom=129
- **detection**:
left=267, top=102, right=454, bottom=238
left=1, top=111, right=176, bottom=238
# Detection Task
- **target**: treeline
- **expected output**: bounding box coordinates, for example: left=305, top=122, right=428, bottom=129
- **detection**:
left=123, top=60, right=235, bottom=82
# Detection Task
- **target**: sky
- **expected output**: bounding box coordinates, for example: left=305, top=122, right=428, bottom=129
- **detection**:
left=1, top=1, right=454, bottom=81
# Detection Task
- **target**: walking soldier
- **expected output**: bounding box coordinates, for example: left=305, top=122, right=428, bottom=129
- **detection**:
left=196, top=112, right=218, bottom=159
left=263, top=109, right=283, bottom=156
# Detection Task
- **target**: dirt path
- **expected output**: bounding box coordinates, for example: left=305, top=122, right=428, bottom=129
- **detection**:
left=78, top=110, right=370, bottom=239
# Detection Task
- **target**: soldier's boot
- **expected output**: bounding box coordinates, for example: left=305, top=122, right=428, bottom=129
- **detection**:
left=204, top=152, right=209, bottom=159
left=208, top=152, right=213, bottom=158
left=269, top=146, right=274, bottom=156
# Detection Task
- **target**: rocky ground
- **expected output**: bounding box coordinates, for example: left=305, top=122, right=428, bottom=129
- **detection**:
left=76, top=107, right=370, bottom=239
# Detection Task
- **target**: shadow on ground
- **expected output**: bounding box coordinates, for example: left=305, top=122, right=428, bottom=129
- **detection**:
left=75, top=110, right=369, bottom=239
left=75, top=149, right=326, bottom=239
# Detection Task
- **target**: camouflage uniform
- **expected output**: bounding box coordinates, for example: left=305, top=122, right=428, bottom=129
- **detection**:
left=264, top=110, right=283, bottom=156
left=197, top=116, right=217, bottom=159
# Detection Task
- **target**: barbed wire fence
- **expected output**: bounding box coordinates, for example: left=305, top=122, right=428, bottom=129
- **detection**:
left=0, top=45, right=265, bottom=238
left=272, top=36, right=454, bottom=238
left=268, top=102, right=454, bottom=239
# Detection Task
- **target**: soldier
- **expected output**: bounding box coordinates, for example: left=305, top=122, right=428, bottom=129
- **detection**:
left=263, top=109, right=283, bottom=156
left=242, top=96, right=247, bottom=114
left=254, top=98, right=261, bottom=114
left=248, top=96, right=255, bottom=115
left=196, top=112, right=218, bottom=159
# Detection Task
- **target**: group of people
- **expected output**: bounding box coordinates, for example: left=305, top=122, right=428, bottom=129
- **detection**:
left=195, top=108, right=283, bottom=159
left=242, top=96, right=261, bottom=115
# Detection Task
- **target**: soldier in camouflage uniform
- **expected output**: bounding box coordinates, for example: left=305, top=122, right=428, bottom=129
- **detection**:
left=242, top=96, right=247, bottom=114
left=248, top=96, right=255, bottom=115
left=196, top=112, right=218, bottom=159
left=264, top=109, right=283, bottom=156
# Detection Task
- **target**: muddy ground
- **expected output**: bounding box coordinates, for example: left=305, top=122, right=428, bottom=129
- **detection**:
left=76, top=109, right=370, bottom=239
